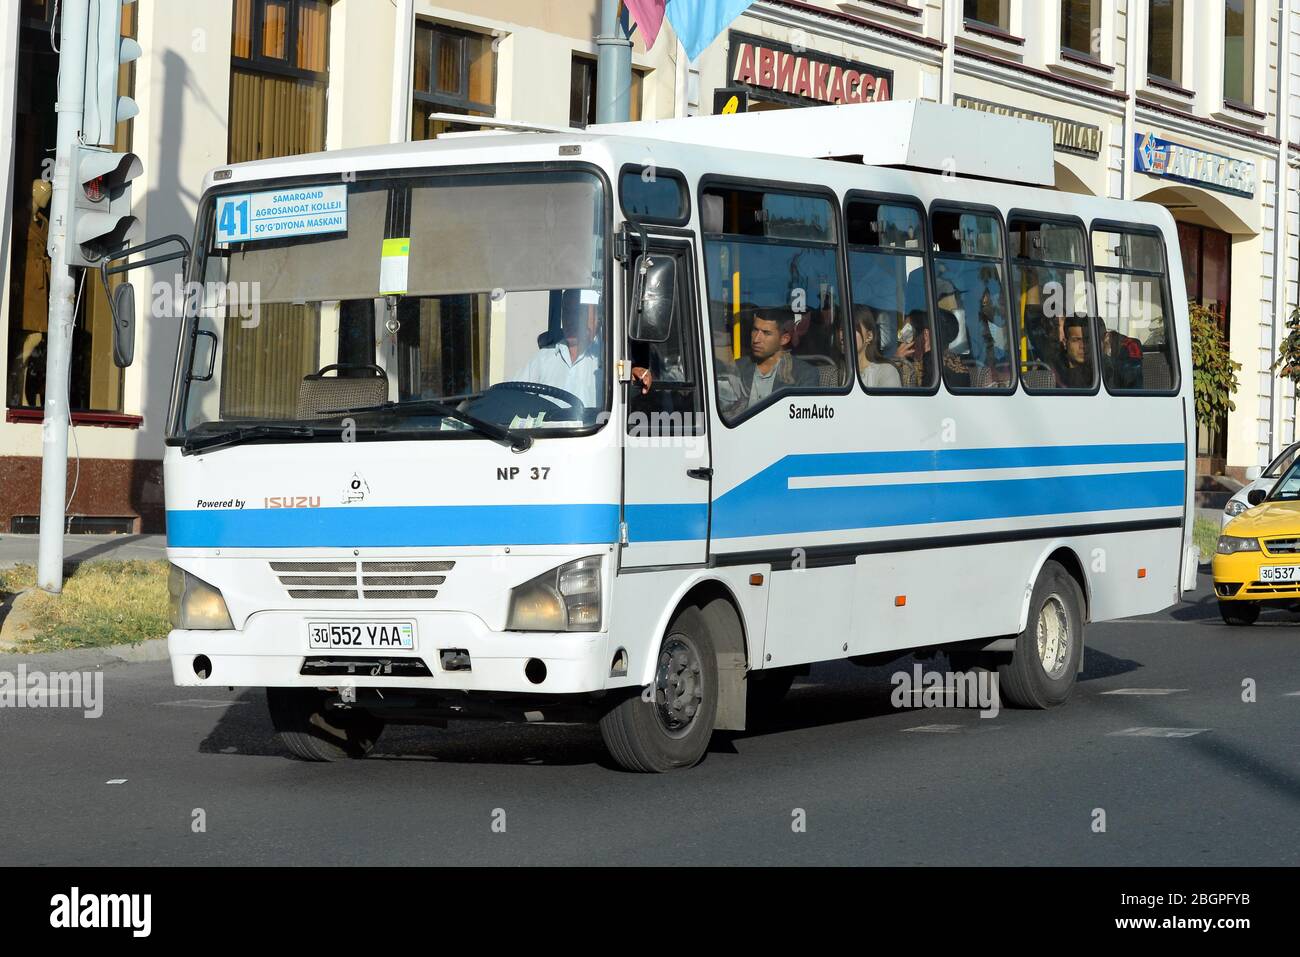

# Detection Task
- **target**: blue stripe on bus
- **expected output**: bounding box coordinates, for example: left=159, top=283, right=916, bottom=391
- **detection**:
left=166, top=444, right=1186, bottom=548
left=166, top=504, right=621, bottom=548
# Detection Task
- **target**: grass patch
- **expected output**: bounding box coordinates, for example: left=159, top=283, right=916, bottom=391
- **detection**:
left=1192, top=517, right=1220, bottom=560
left=0, top=560, right=170, bottom=652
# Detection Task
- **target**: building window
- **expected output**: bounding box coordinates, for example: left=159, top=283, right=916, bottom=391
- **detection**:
left=964, top=0, right=1009, bottom=31
left=1223, top=0, right=1254, bottom=106
left=1146, top=0, right=1183, bottom=84
left=570, top=55, right=643, bottom=128
left=1060, top=0, right=1100, bottom=58
left=229, top=0, right=330, bottom=163
left=5, top=0, right=137, bottom=414
left=411, top=21, right=496, bottom=140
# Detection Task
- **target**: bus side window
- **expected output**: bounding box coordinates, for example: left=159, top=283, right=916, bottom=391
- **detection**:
left=929, top=206, right=1015, bottom=393
left=700, top=183, right=849, bottom=424
left=628, top=248, right=703, bottom=437
left=1008, top=216, right=1098, bottom=393
left=844, top=196, right=935, bottom=391
left=1091, top=227, right=1179, bottom=394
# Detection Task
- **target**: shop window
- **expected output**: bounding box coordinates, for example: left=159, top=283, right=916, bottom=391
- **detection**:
left=1146, top=0, right=1183, bottom=84
left=1060, top=0, right=1100, bottom=58
left=1223, top=0, right=1254, bottom=106
left=570, top=55, right=643, bottom=128
left=5, top=0, right=136, bottom=414
left=701, top=185, right=848, bottom=423
left=964, top=0, right=1009, bottom=31
left=229, top=0, right=330, bottom=163
left=411, top=21, right=496, bottom=140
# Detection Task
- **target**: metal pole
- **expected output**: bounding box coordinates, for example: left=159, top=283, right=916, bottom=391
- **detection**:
left=37, top=0, right=91, bottom=593
left=595, top=0, right=632, bottom=124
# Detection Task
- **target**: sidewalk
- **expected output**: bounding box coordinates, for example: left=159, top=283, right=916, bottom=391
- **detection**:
left=0, top=534, right=167, bottom=570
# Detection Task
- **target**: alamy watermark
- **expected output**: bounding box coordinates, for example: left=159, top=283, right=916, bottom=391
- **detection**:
left=0, top=666, right=104, bottom=718
left=890, top=663, right=1000, bottom=719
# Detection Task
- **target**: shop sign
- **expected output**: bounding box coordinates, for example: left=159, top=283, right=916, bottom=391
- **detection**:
left=1134, top=132, right=1255, bottom=198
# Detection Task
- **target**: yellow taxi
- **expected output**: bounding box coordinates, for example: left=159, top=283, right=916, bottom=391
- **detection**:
left=1213, top=473, right=1300, bottom=625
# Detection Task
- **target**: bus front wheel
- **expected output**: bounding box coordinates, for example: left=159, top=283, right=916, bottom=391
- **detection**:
left=599, top=606, right=719, bottom=772
left=998, top=561, right=1083, bottom=709
left=267, top=687, right=385, bottom=761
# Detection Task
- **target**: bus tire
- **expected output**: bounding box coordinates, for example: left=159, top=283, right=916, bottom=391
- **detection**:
left=599, top=606, right=719, bottom=772
left=267, top=687, right=385, bottom=761
left=1218, top=600, right=1259, bottom=626
left=998, top=561, right=1083, bottom=710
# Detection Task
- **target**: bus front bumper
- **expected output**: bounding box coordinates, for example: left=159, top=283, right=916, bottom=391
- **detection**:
left=168, top=610, right=612, bottom=694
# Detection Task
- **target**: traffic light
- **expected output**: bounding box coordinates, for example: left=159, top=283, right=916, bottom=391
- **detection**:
left=81, top=0, right=140, bottom=147
left=68, top=143, right=141, bottom=267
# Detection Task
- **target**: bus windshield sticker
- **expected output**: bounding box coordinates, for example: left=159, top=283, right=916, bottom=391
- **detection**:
left=379, top=237, right=411, bottom=296
left=214, top=185, right=349, bottom=244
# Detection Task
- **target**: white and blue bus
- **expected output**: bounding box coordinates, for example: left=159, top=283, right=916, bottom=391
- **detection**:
left=108, top=100, right=1195, bottom=770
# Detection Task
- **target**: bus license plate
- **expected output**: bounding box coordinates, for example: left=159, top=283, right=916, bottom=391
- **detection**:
left=307, top=621, right=416, bottom=650
left=1259, top=565, right=1300, bottom=582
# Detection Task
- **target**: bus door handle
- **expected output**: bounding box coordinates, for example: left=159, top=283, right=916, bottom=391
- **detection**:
left=687, top=468, right=713, bottom=481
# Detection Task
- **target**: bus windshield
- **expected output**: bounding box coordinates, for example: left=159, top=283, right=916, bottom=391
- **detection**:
left=173, top=169, right=608, bottom=448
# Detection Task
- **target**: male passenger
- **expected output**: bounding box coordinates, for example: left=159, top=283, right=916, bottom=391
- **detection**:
left=1057, top=316, right=1094, bottom=389
left=732, top=308, right=819, bottom=411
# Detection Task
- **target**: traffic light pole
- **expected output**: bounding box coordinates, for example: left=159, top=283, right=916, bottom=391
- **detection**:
left=37, top=0, right=91, bottom=593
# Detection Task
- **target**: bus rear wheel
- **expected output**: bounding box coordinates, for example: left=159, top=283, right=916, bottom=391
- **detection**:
left=1218, top=600, right=1260, bottom=626
left=267, top=687, right=385, bottom=761
left=998, top=561, right=1083, bottom=709
left=599, top=606, right=719, bottom=772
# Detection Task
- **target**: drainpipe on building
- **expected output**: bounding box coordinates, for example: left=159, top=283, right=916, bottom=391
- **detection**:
left=1268, top=0, right=1291, bottom=460
left=596, top=0, right=632, bottom=123
left=389, top=0, right=415, bottom=143
left=939, top=0, right=955, bottom=104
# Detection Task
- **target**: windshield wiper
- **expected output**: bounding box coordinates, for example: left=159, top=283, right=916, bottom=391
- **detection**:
left=182, top=424, right=333, bottom=455
left=321, top=398, right=532, bottom=452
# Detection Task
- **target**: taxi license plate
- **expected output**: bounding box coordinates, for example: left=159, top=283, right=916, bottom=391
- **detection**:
left=307, top=621, right=416, bottom=650
left=1259, top=565, right=1300, bottom=583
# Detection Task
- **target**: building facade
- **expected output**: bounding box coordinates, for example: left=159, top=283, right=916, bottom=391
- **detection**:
left=1, top=0, right=1297, bottom=533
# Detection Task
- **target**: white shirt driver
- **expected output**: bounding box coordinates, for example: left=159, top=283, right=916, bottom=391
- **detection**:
left=514, top=342, right=602, bottom=410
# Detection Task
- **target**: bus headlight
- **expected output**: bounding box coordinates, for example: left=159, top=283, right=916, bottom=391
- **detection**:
left=1223, top=499, right=1248, bottom=518
left=168, top=564, right=234, bottom=630
left=506, top=556, right=603, bottom=632
left=1216, top=535, right=1260, bottom=555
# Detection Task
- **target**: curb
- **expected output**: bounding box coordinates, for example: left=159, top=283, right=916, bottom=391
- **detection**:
left=0, top=637, right=169, bottom=669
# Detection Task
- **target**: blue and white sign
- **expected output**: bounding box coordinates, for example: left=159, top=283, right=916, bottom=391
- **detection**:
left=215, top=185, right=349, bottom=244
left=1133, top=133, right=1255, bottom=198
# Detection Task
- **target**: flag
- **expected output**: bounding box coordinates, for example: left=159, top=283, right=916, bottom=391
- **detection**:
left=624, top=0, right=668, bottom=50
left=666, top=0, right=758, bottom=61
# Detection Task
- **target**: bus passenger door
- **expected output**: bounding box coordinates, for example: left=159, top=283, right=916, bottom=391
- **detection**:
left=620, top=239, right=711, bottom=569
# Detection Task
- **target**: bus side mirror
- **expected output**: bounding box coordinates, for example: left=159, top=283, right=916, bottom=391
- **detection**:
left=1247, top=488, right=1267, bottom=506
left=111, top=281, right=136, bottom=368
left=630, top=254, right=674, bottom=343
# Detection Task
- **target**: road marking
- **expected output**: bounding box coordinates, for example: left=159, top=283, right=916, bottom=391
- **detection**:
left=1100, top=688, right=1188, bottom=695
left=902, top=723, right=964, bottom=733
left=157, top=699, right=245, bottom=709
left=105, top=779, right=128, bottom=785
left=1109, top=727, right=1210, bottom=738
left=1284, top=691, right=1300, bottom=697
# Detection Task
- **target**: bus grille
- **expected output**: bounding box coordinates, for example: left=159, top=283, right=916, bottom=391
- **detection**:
left=270, top=560, right=453, bottom=601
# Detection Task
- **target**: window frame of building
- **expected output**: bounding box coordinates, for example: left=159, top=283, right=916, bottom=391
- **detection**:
left=1059, top=0, right=1102, bottom=61
left=1222, top=0, right=1256, bottom=110
left=411, top=19, right=496, bottom=140
left=964, top=0, right=1011, bottom=33
left=569, top=53, right=643, bottom=129
left=229, top=0, right=331, bottom=164
left=1007, top=211, right=1101, bottom=396
left=1145, top=0, right=1185, bottom=88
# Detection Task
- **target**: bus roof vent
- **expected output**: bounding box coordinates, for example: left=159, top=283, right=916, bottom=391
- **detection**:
left=596, top=99, right=1056, bottom=187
